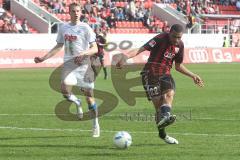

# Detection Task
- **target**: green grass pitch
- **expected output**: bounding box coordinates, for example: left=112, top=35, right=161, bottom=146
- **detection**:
left=0, top=63, right=240, bottom=160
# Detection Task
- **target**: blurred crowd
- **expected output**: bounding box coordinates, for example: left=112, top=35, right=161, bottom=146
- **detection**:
left=0, top=0, right=239, bottom=34
left=0, top=3, right=29, bottom=33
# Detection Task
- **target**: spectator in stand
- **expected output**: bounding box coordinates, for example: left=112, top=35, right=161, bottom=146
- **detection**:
left=235, top=38, right=240, bottom=47
left=10, top=14, right=17, bottom=25
left=2, top=17, right=11, bottom=33
left=194, top=2, right=203, bottom=14
left=206, top=4, right=215, bottom=14
left=145, top=15, right=154, bottom=29
left=80, top=12, right=89, bottom=23
left=162, top=20, right=170, bottom=32
left=116, top=8, right=125, bottom=21
left=51, top=0, right=65, bottom=14
left=223, top=36, right=230, bottom=47
left=92, top=4, right=98, bottom=16
left=88, top=13, right=97, bottom=30
left=15, top=20, right=24, bottom=33
left=139, top=0, right=145, bottom=10
left=21, top=18, right=29, bottom=33
left=0, top=3, right=5, bottom=18
left=236, top=0, right=240, bottom=11
left=2, top=17, right=18, bottom=33
left=215, top=5, right=220, bottom=14
left=109, top=1, right=117, bottom=14
left=123, top=0, right=130, bottom=21
left=230, top=0, right=237, bottom=5
left=99, top=7, right=109, bottom=20
left=143, top=8, right=151, bottom=26
left=129, top=0, right=136, bottom=21
left=153, top=25, right=162, bottom=33
left=0, top=12, right=11, bottom=21
left=99, top=20, right=109, bottom=34
left=106, top=12, right=116, bottom=28
left=135, top=7, right=145, bottom=22
left=89, top=11, right=103, bottom=31
left=186, top=13, right=193, bottom=29
left=148, top=21, right=155, bottom=33
left=96, top=0, right=103, bottom=9
left=84, top=0, right=93, bottom=14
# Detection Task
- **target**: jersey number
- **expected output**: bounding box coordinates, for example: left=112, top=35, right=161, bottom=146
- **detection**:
left=148, top=86, right=160, bottom=97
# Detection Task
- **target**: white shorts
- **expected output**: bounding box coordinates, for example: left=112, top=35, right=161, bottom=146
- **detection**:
left=61, top=59, right=95, bottom=89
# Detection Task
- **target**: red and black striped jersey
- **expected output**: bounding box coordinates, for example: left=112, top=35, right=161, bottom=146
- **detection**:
left=142, top=32, right=184, bottom=76
left=96, top=34, right=106, bottom=55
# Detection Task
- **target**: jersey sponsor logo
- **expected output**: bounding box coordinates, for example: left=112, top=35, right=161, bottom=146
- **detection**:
left=164, top=51, right=176, bottom=59
left=148, top=40, right=156, bottom=47
left=64, top=34, right=77, bottom=42
left=188, top=49, right=209, bottom=63
left=175, top=47, right=179, bottom=53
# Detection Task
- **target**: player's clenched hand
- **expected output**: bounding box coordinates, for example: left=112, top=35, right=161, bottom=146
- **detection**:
left=34, top=57, right=44, bottom=63
left=193, top=75, right=204, bottom=87
left=115, top=54, right=128, bottom=69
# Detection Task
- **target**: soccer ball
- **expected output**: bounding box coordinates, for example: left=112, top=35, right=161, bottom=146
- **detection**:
left=113, top=131, right=132, bottom=149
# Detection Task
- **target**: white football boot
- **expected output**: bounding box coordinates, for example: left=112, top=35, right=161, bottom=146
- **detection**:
left=92, top=124, right=100, bottom=138
left=164, top=135, right=179, bottom=144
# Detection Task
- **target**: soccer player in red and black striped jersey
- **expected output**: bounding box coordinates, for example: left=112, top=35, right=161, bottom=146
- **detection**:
left=116, top=24, right=204, bottom=144
left=96, top=31, right=108, bottom=79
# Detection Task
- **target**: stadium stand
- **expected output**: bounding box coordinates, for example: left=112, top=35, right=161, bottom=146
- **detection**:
left=0, top=0, right=39, bottom=33
left=0, top=0, right=239, bottom=34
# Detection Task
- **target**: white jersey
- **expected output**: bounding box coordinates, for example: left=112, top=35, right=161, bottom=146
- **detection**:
left=56, top=22, right=96, bottom=62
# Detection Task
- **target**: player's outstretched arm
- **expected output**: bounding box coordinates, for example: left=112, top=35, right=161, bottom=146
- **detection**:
left=34, top=43, right=64, bottom=63
left=116, top=47, right=146, bottom=69
left=175, top=63, right=204, bottom=87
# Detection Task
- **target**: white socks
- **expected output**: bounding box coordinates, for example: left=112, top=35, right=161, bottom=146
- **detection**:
left=93, top=117, right=99, bottom=127
left=67, top=94, right=81, bottom=106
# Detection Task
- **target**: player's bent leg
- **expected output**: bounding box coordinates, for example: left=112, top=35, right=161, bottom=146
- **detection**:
left=157, top=111, right=176, bottom=129
left=61, top=83, right=83, bottom=119
left=103, top=67, right=107, bottom=79
left=100, top=58, right=107, bottom=80
left=157, top=90, right=176, bottom=129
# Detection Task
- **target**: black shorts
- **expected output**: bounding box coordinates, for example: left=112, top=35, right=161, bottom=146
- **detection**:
left=141, top=72, right=176, bottom=101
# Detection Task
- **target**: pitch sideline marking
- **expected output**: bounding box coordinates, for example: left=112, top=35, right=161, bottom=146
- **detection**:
left=0, top=113, right=239, bottom=121
left=0, top=126, right=240, bottom=137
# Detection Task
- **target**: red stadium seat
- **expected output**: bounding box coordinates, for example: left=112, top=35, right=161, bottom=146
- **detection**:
left=130, top=22, right=135, bottom=28
left=115, top=2, right=120, bottom=8
left=119, top=2, right=125, bottom=8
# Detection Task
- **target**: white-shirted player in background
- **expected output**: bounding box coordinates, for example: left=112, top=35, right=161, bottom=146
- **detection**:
left=34, top=3, right=100, bottom=137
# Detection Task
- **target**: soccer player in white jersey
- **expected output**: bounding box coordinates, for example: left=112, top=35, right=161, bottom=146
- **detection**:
left=34, top=3, right=100, bottom=137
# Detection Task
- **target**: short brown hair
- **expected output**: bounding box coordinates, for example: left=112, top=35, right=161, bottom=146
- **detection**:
left=69, top=2, right=81, bottom=12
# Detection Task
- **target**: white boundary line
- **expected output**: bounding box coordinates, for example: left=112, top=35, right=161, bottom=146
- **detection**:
left=0, top=114, right=239, bottom=121
left=0, top=126, right=240, bottom=137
